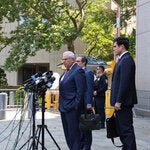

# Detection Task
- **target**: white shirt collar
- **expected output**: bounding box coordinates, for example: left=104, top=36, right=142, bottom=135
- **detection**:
left=119, top=51, right=128, bottom=59
left=68, top=62, right=76, bottom=70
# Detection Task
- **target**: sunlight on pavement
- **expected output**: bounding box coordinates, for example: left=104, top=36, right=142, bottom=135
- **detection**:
left=2, top=110, right=60, bottom=121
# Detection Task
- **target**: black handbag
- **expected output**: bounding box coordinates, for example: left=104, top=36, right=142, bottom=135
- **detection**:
left=106, top=111, right=122, bottom=147
left=79, top=108, right=100, bottom=131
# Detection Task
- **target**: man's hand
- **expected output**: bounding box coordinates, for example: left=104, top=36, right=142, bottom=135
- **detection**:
left=86, top=104, right=92, bottom=110
left=93, top=91, right=97, bottom=96
left=114, top=102, right=121, bottom=110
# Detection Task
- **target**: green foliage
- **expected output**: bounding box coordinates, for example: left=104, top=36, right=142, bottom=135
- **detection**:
left=14, top=87, right=24, bottom=105
left=0, top=67, right=8, bottom=88
left=0, top=0, right=136, bottom=71
left=0, top=0, right=67, bottom=71
left=125, top=28, right=136, bottom=58
left=81, top=1, right=116, bottom=61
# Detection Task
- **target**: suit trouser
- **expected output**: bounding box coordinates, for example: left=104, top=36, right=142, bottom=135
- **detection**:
left=116, top=106, right=137, bottom=150
left=94, top=96, right=105, bottom=126
left=80, top=130, right=92, bottom=150
left=60, top=110, right=80, bottom=150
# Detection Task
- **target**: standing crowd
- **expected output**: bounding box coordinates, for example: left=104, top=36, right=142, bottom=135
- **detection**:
left=58, top=37, right=138, bottom=150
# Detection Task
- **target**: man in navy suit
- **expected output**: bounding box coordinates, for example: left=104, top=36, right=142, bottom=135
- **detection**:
left=110, top=37, right=138, bottom=150
left=76, top=56, right=94, bottom=150
left=59, top=51, right=86, bottom=150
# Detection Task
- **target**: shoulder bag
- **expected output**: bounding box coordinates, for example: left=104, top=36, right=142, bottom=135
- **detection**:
left=106, top=111, right=122, bottom=148
left=79, top=108, right=101, bottom=131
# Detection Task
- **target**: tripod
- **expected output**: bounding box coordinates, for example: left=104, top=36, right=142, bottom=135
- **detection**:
left=19, top=89, right=61, bottom=150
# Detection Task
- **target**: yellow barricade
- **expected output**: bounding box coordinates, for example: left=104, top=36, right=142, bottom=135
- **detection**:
left=45, top=89, right=114, bottom=115
left=45, top=89, right=59, bottom=111
left=105, top=90, right=114, bottom=116
left=45, top=89, right=51, bottom=109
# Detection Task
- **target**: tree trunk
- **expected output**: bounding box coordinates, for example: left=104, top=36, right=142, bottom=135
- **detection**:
left=67, top=40, right=75, bottom=53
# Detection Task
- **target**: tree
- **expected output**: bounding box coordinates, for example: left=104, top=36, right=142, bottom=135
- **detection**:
left=81, top=2, right=116, bottom=61
left=0, top=68, right=8, bottom=88
left=0, top=0, right=136, bottom=71
left=0, top=0, right=116, bottom=71
left=0, top=0, right=68, bottom=71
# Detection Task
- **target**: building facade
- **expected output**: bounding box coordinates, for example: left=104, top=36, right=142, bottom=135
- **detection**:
left=136, top=0, right=150, bottom=117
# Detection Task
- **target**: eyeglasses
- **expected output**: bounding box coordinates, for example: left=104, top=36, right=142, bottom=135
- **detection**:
left=76, top=60, right=81, bottom=62
left=62, top=58, right=70, bottom=61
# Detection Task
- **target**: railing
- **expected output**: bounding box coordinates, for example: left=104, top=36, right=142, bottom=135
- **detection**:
left=0, top=88, right=24, bottom=109
left=0, top=88, right=59, bottom=110
left=0, top=88, right=60, bottom=120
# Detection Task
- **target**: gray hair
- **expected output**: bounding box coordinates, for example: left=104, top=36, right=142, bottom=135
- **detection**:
left=63, top=51, right=76, bottom=59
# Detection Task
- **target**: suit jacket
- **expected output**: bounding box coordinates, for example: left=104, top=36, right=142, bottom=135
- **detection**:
left=94, top=74, right=108, bottom=97
left=84, top=68, right=94, bottom=106
left=110, top=52, right=138, bottom=106
left=59, top=63, right=86, bottom=112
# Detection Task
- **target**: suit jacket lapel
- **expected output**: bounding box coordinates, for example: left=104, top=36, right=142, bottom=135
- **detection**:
left=60, top=63, right=77, bottom=83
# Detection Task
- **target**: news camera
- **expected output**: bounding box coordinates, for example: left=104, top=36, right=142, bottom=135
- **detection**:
left=24, top=71, right=55, bottom=92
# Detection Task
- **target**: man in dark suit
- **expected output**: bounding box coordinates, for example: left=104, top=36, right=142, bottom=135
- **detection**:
left=59, top=51, right=86, bottom=150
left=110, top=37, right=138, bottom=150
left=76, top=56, right=94, bottom=150
left=93, top=65, right=108, bottom=128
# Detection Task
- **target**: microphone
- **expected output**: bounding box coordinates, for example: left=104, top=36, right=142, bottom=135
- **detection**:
left=24, top=72, right=42, bottom=84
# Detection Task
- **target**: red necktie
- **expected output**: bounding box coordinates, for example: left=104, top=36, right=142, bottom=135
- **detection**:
left=64, top=70, right=69, bottom=77
left=61, top=69, right=69, bottom=81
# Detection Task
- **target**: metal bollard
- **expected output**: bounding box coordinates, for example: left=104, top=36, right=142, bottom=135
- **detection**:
left=0, top=92, right=7, bottom=119
left=9, top=91, right=14, bottom=105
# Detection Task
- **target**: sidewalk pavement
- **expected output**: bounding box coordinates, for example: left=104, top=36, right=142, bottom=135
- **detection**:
left=0, top=110, right=149, bottom=150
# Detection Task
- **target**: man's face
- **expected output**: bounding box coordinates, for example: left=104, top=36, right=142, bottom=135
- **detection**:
left=113, top=42, right=123, bottom=56
left=96, top=67, right=102, bottom=74
left=76, top=57, right=84, bottom=67
left=62, top=54, right=74, bottom=69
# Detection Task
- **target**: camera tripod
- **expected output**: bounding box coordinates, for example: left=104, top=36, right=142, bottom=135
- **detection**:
left=19, top=89, right=61, bottom=150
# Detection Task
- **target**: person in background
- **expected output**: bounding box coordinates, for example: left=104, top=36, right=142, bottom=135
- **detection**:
left=110, top=37, right=137, bottom=150
left=59, top=51, right=86, bottom=150
left=93, top=65, right=108, bottom=129
left=76, top=56, right=94, bottom=150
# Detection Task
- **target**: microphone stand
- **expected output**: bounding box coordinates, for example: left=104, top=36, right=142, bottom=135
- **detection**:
left=19, top=86, right=61, bottom=150
left=31, top=87, right=61, bottom=150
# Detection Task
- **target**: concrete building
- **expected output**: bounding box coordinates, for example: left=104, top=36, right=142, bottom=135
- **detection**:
left=136, top=0, right=150, bottom=117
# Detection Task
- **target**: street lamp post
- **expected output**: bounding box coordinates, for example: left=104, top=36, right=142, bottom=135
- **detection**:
left=115, top=7, right=120, bottom=38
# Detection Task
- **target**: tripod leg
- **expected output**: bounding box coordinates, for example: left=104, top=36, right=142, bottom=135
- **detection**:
left=29, top=126, right=47, bottom=150
left=35, top=126, right=42, bottom=148
left=28, top=127, right=41, bottom=150
left=45, top=126, right=61, bottom=150
left=19, top=136, right=34, bottom=150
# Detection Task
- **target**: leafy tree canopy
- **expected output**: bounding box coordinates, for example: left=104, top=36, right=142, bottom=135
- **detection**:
left=82, top=1, right=116, bottom=61
left=0, top=0, right=135, bottom=71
